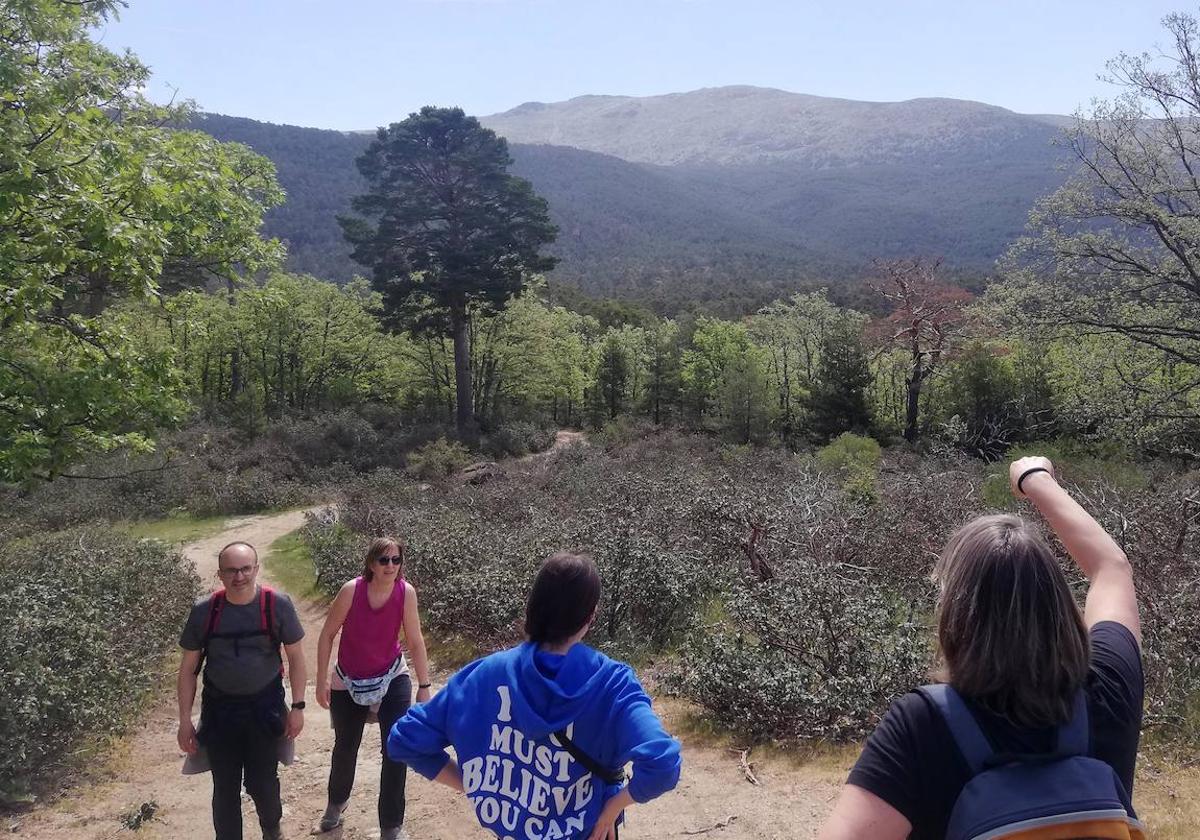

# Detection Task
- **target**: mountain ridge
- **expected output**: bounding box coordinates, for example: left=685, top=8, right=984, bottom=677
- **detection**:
left=190, top=86, right=1076, bottom=315
left=479, top=85, right=1072, bottom=168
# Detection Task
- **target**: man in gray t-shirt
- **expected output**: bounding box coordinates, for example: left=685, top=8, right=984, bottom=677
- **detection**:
left=177, top=542, right=308, bottom=840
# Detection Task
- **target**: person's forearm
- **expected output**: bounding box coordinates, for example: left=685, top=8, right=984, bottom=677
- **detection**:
left=288, top=650, right=308, bottom=702
left=316, top=631, right=333, bottom=688
left=435, top=760, right=465, bottom=793
left=410, top=633, right=431, bottom=687
left=177, top=669, right=197, bottom=724
left=1023, top=471, right=1129, bottom=579
left=603, top=787, right=634, bottom=814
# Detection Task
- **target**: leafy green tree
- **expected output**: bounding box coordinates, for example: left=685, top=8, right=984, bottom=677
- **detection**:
left=340, top=106, right=558, bottom=438
left=716, top=345, right=773, bottom=444
left=642, top=321, right=682, bottom=425
left=1001, top=12, right=1200, bottom=434
left=751, top=290, right=865, bottom=440
left=470, top=289, right=593, bottom=425
left=807, top=324, right=874, bottom=441
left=681, top=318, right=772, bottom=438
left=938, top=342, right=1023, bottom=459
left=0, top=1, right=282, bottom=481
left=131, top=275, right=394, bottom=423
left=591, top=333, right=633, bottom=423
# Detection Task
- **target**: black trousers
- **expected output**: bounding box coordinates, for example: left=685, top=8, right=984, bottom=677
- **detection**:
left=327, top=673, right=412, bottom=830
left=205, top=711, right=282, bottom=840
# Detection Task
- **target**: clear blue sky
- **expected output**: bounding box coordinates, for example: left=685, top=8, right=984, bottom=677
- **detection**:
left=100, top=0, right=1188, bottom=131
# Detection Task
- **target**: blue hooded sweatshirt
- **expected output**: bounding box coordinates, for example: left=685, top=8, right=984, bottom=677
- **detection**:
left=388, top=641, right=681, bottom=840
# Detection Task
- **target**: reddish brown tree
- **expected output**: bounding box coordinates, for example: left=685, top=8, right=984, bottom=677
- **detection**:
left=871, top=258, right=973, bottom=442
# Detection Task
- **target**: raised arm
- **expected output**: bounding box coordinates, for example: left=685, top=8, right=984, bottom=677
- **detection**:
left=402, top=582, right=433, bottom=703
left=316, top=581, right=355, bottom=709
left=1011, top=456, right=1140, bottom=643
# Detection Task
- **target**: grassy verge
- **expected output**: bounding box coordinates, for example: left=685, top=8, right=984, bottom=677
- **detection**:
left=118, top=513, right=230, bottom=544
left=263, top=529, right=323, bottom=602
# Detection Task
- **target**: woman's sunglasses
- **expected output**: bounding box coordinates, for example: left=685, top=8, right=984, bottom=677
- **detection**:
left=375, top=554, right=403, bottom=565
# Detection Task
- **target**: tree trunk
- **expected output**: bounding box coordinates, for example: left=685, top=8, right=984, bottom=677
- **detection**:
left=227, top=278, right=242, bottom=400
left=450, top=302, right=476, bottom=440
left=904, top=356, right=923, bottom=443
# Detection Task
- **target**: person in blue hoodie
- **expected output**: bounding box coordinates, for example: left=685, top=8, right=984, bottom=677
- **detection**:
left=387, top=551, right=682, bottom=840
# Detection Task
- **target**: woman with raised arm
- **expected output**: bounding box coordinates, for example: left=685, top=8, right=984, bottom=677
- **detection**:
left=387, top=551, right=682, bottom=840
left=819, top=456, right=1144, bottom=840
left=314, top=536, right=432, bottom=840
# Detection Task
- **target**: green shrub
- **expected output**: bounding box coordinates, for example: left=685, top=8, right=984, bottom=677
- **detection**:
left=482, top=422, right=556, bottom=459
left=671, top=570, right=930, bottom=742
left=816, top=432, right=883, bottom=501
left=304, top=516, right=363, bottom=593
left=0, top=528, right=201, bottom=799
left=404, top=438, right=473, bottom=480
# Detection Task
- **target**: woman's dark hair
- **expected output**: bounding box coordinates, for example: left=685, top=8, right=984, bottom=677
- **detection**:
left=362, top=536, right=404, bottom=582
left=524, top=552, right=602, bottom=645
left=935, top=514, right=1089, bottom=728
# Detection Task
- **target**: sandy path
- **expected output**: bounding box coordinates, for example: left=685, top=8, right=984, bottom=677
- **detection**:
left=10, top=507, right=838, bottom=840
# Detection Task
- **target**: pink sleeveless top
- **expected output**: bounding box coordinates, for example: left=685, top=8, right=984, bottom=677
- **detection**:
left=336, top=576, right=406, bottom=679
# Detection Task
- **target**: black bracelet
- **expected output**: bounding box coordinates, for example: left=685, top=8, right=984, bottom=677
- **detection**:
left=418, top=683, right=432, bottom=689
left=290, top=700, right=306, bottom=710
left=1017, top=467, right=1051, bottom=495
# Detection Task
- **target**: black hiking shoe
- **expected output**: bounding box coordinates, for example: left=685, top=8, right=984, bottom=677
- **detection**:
left=318, top=800, right=348, bottom=832
left=262, top=825, right=283, bottom=840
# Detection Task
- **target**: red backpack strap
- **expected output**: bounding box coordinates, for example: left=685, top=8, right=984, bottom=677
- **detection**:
left=206, top=590, right=227, bottom=637
left=260, top=586, right=281, bottom=646
left=195, top=590, right=226, bottom=675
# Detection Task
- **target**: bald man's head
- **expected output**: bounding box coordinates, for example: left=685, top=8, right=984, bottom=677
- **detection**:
left=218, top=541, right=258, bottom=565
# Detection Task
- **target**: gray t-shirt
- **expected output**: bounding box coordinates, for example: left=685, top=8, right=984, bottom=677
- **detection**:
left=180, top=586, right=305, bottom=696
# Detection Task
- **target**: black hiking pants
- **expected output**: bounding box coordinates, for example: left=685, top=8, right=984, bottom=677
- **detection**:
left=327, top=673, right=412, bottom=830
left=201, top=681, right=285, bottom=840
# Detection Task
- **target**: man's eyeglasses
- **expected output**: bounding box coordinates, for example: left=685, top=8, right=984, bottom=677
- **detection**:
left=375, top=555, right=402, bottom=566
left=218, top=564, right=257, bottom=578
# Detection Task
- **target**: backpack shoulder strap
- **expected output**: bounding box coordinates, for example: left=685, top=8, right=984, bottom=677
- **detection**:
left=206, top=590, right=226, bottom=635
left=259, top=586, right=276, bottom=639
left=553, top=729, right=625, bottom=786
left=194, top=590, right=226, bottom=676
left=1056, top=690, right=1089, bottom=757
left=916, top=684, right=994, bottom=776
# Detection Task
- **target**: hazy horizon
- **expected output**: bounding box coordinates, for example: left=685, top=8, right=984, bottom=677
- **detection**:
left=102, top=0, right=1184, bottom=132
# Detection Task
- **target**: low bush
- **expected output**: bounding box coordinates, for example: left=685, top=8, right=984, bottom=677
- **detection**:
left=482, top=422, right=557, bottom=459
left=306, top=434, right=1200, bottom=749
left=308, top=437, right=964, bottom=737
left=0, top=528, right=200, bottom=799
left=0, top=410, right=467, bottom=533
left=404, top=438, right=473, bottom=480
left=672, top=568, right=930, bottom=741
left=816, top=432, right=883, bottom=501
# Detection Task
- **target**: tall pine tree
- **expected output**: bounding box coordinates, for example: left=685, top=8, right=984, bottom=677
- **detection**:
left=340, top=107, right=557, bottom=437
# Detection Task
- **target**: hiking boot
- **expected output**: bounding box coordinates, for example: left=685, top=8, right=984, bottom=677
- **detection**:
left=380, top=827, right=407, bottom=840
left=318, top=800, right=348, bottom=832
left=262, top=826, right=283, bottom=840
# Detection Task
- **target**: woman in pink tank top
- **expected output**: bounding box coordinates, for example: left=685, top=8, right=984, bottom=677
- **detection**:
left=314, top=536, right=431, bottom=840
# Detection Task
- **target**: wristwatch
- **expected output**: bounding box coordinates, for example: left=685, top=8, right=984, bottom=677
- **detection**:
left=290, top=700, right=306, bottom=710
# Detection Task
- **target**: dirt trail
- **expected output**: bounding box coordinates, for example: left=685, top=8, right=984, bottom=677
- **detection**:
left=11, top=506, right=838, bottom=840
